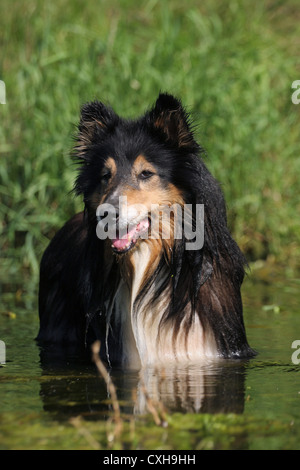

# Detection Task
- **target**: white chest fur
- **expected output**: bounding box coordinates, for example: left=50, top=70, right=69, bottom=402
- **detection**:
left=112, top=243, right=218, bottom=367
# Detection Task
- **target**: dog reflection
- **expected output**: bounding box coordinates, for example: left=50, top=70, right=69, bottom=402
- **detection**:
left=39, top=360, right=247, bottom=416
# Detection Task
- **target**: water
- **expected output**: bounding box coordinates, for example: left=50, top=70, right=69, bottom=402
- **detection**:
left=0, top=277, right=299, bottom=449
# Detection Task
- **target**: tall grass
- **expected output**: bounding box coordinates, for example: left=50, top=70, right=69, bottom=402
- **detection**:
left=1, top=0, right=299, bottom=286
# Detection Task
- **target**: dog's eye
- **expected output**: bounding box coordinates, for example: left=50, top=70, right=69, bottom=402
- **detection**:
left=139, top=170, right=154, bottom=180
left=101, top=172, right=111, bottom=183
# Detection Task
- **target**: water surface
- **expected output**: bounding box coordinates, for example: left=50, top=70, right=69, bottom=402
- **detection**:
left=0, top=277, right=299, bottom=449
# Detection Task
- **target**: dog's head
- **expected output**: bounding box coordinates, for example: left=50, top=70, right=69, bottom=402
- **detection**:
left=73, top=93, right=201, bottom=255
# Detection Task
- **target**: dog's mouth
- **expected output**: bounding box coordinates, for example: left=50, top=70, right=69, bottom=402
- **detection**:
left=111, top=217, right=150, bottom=254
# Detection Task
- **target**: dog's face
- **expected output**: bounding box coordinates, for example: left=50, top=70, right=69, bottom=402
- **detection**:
left=74, top=93, right=200, bottom=255
left=95, top=153, right=186, bottom=254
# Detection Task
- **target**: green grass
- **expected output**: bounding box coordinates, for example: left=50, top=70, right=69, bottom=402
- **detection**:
left=1, top=0, right=300, bottom=284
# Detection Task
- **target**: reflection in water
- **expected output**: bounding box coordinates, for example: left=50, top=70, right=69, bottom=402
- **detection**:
left=39, top=347, right=248, bottom=418
left=136, top=362, right=247, bottom=415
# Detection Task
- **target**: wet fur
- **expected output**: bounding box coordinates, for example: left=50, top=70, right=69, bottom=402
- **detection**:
left=37, top=93, right=255, bottom=366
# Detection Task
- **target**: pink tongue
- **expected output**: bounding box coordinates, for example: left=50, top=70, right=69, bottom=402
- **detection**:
left=112, top=219, right=149, bottom=250
left=112, top=225, right=137, bottom=250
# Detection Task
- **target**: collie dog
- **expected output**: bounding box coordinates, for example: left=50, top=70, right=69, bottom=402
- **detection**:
left=37, top=93, right=254, bottom=367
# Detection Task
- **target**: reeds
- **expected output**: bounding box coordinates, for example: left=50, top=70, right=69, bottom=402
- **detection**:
left=89, top=341, right=168, bottom=448
left=91, top=341, right=123, bottom=445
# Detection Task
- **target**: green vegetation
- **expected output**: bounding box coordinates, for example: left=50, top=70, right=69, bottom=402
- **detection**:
left=1, top=0, right=300, bottom=285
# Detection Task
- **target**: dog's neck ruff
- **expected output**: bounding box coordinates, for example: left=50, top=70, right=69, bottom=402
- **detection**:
left=109, top=241, right=218, bottom=368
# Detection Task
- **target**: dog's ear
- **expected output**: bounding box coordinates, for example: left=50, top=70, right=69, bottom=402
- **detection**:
left=147, top=93, right=198, bottom=150
left=75, top=101, right=119, bottom=158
